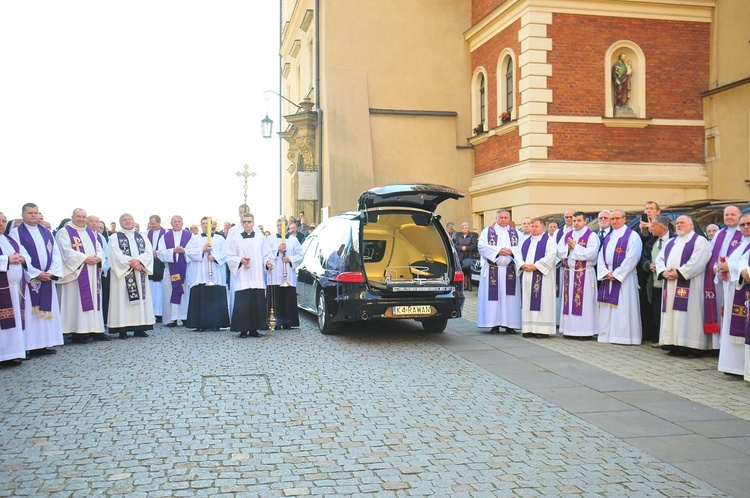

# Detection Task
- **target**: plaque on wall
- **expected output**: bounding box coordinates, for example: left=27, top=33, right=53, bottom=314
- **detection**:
left=298, top=171, right=318, bottom=200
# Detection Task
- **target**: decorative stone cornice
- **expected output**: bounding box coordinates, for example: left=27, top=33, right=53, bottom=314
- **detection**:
left=300, top=9, right=314, bottom=32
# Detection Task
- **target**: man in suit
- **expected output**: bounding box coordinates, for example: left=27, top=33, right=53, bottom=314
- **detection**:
left=455, top=222, right=478, bottom=291
left=639, top=214, right=674, bottom=344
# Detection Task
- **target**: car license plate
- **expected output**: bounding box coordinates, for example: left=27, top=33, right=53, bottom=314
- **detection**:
left=471, top=273, right=479, bottom=283
left=393, top=305, right=432, bottom=316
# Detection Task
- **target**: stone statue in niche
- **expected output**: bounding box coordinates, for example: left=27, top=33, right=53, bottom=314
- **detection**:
left=612, top=53, right=635, bottom=116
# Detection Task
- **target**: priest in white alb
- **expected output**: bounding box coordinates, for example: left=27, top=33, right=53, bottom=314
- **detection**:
left=0, top=212, right=27, bottom=367
left=185, top=216, right=230, bottom=330
left=558, top=211, right=600, bottom=339
left=107, top=213, right=155, bottom=339
left=10, top=202, right=65, bottom=353
left=735, top=220, right=750, bottom=382
left=655, top=215, right=712, bottom=353
left=477, top=209, right=521, bottom=334
left=513, top=218, right=558, bottom=337
left=56, top=208, right=109, bottom=342
left=156, top=215, right=194, bottom=327
left=597, top=209, right=643, bottom=345
left=225, top=213, right=273, bottom=338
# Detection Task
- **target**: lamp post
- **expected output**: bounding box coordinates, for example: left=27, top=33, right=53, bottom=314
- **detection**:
left=235, top=164, right=256, bottom=207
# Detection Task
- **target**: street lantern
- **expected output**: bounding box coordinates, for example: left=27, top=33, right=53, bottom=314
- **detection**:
left=261, top=114, right=273, bottom=139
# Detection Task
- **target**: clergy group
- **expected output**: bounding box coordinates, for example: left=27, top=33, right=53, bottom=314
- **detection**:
left=475, top=205, right=750, bottom=383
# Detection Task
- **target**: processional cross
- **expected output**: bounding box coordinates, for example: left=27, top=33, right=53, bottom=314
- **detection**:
left=235, top=164, right=257, bottom=206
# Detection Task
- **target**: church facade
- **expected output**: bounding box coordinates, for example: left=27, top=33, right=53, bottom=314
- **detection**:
left=278, top=0, right=746, bottom=228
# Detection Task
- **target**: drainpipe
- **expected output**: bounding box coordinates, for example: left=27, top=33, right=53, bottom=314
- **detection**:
left=315, top=0, right=323, bottom=220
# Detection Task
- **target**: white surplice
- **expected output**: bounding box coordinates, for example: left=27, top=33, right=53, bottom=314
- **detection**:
left=266, top=234, right=304, bottom=287
left=513, top=234, right=558, bottom=335
left=10, top=224, right=64, bottom=349
left=554, top=225, right=574, bottom=325
left=718, top=235, right=750, bottom=375
left=0, top=235, right=27, bottom=361
left=557, top=228, right=600, bottom=337
left=597, top=226, right=643, bottom=345
left=56, top=222, right=105, bottom=334
left=107, top=229, right=155, bottom=329
left=655, top=232, right=712, bottom=349
left=225, top=231, right=273, bottom=292
left=186, top=232, right=227, bottom=287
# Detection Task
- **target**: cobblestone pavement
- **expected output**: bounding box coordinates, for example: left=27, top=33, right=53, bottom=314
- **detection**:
left=0, top=313, right=729, bottom=496
left=460, top=291, right=750, bottom=422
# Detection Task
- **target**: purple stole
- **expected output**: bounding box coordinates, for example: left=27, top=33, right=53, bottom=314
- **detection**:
left=117, top=232, right=147, bottom=302
left=562, top=229, right=593, bottom=316
left=730, top=242, right=750, bottom=340
left=597, top=228, right=633, bottom=307
left=660, top=233, right=698, bottom=313
left=558, top=230, right=573, bottom=297
left=164, top=230, right=192, bottom=304
left=486, top=226, right=518, bottom=301
left=148, top=228, right=166, bottom=249
left=704, top=229, right=742, bottom=333
left=65, top=225, right=100, bottom=312
left=521, top=233, right=549, bottom=312
left=17, top=224, right=56, bottom=315
left=0, top=235, right=21, bottom=329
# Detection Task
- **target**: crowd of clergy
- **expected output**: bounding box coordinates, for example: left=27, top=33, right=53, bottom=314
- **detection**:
left=474, top=203, right=750, bottom=383
left=0, top=202, right=310, bottom=368
left=3, top=200, right=749, bottom=384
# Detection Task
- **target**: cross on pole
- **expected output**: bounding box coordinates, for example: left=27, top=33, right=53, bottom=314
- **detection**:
left=235, top=164, right=257, bottom=206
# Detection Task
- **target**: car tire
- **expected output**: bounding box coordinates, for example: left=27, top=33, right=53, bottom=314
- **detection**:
left=421, top=318, right=448, bottom=333
left=317, top=288, right=338, bottom=335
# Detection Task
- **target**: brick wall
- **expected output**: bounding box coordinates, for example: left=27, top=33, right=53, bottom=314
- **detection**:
left=472, top=0, right=512, bottom=25
left=548, top=14, right=710, bottom=119
left=547, top=122, right=704, bottom=163
left=473, top=131, right=523, bottom=174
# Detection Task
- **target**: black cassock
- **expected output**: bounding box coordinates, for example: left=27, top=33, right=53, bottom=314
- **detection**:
left=185, top=284, right=230, bottom=330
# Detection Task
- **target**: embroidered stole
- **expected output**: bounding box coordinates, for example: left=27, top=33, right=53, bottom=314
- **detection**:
left=64, top=225, right=100, bottom=312
left=117, top=232, right=147, bottom=302
left=0, top=236, right=20, bottom=329
left=486, top=226, right=517, bottom=301
left=562, top=229, right=593, bottom=316
left=729, top=242, right=750, bottom=340
left=704, top=229, right=742, bottom=333
left=164, top=230, right=192, bottom=304
left=597, top=228, right=633, bottom=307
left=660, top=233, right=698, bottom=313
left=521, top=233, right=549, bottom=312
left=17, top=224, right=55, bottom=316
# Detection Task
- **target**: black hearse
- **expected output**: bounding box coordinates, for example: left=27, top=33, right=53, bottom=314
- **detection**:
left=296, top=184, right=465, bottom=334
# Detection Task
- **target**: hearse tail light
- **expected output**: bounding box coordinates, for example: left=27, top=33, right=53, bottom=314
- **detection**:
left=336, top=271, right=366, bottom=283
left=453, top=271, right=464, bottom=282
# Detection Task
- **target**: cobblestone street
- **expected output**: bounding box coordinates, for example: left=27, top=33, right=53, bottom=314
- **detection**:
left=2, top=299, right=742, bottom=496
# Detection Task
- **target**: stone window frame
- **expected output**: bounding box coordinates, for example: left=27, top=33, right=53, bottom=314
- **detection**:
left=472, top=66, right=489, bottom=132
left=497, top=49, right=516, bottom=125
left=604, top=41, right=646, bottom=118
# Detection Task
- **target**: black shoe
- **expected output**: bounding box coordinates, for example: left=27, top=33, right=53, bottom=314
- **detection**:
left=134, top=331, right=149, bottom=338
left=29, top=347, right=57, bottom=356
left=238, top=331, right=248, bottom=338
left=155, top=316, right=162, bottom=323
left=165, top=322, right=177, bottom=327
left=488, top=326, right=501, bottom=334
left=91, top=333, right=112, bottom=341
left=522, top=333, right=533, bottom=338
left=282, top=325, right=293, bottom=330
left=247, top=331, right=262, bottom=338
left=71, top=334, right=90, bottom=343
left=0, top=359, right=23, bottom=368
left=504, top=327, right=517, bottom=334
left=119, top=332, right=129, bottom=340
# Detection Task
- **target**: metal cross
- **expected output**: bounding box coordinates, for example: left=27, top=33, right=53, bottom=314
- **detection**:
left=235, top=164, right=257, bottom=206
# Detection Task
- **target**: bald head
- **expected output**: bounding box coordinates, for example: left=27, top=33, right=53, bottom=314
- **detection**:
left=724, top=206, right=741, bottom=228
